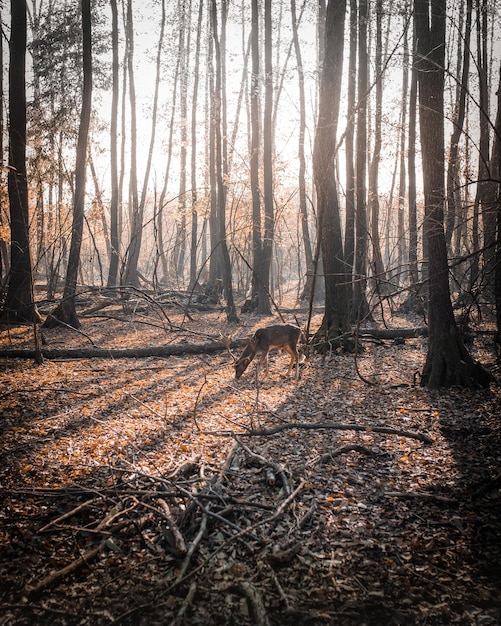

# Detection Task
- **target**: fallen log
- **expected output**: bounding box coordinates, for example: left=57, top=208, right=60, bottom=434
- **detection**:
left=0, top=327, right=429, bottom=360
left=0, top=338, right=248, bottom=360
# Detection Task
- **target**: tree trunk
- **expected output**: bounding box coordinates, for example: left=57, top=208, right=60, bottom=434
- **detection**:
left=291, top=0, right=313, bottom=302
left=445, top=0, right=471, bottom=253
left=415, top=0, right=490, bottom=389
left=492, top=62, right=501, bottom=345
left=122, top=0, right=141, bottom=288
left=248, top=0, right=268, bottom=313
left=211, top=0, right=238, bottom=322
left=44, top=0, right=92, bottom=329
left=0, top=7, right=9, bottom=285
left=476, top=0, right=496, bottom=289
left=344, top=0, right=356, bottom=284
left=107, top=0, right=120, bottom=288
left=174, top=0, right=189, bottom=282
left=396, top=11, right=409, bottom=288
left=352, top=0, right=371, bottom=323
left=2, top=0, right=39, bottom=324
left=189, top=0, right=204, bottom=290
left=368, top=0, right=387, bottom=294
left=259, top=0, right=273, bottom=315
left=313, top=0, right=351, bottom=346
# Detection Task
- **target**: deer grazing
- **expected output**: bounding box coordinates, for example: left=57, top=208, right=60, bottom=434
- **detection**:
left=230, top=323, right=302, bottom=381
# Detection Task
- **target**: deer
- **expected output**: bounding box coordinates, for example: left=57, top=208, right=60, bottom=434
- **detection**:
left=224, top=323, right=302, bottom=381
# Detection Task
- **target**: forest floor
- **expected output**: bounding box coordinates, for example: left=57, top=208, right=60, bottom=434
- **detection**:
left=0, top=294, right=500, bottom=625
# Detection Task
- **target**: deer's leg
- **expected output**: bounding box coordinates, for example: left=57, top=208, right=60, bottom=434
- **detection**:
left=283, top=345, right=295, bottom=376
left=262, top=352, right=270, bottom=377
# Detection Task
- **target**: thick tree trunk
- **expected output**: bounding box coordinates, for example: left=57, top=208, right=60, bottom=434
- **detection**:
left=313, top=0, right=351, bottom=346
left=415, top=0, right=490, bottom=389
left=2, top=0, right=39, bottom=324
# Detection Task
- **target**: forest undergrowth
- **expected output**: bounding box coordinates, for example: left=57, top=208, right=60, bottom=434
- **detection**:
left=0, top=298, right=500, bottom=625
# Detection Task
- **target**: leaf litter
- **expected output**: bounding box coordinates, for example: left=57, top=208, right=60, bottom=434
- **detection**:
left=0, top=307, right=500, bottom=625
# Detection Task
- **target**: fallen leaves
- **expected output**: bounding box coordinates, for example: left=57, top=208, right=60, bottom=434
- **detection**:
left=0, top=312, right=500, bottom=624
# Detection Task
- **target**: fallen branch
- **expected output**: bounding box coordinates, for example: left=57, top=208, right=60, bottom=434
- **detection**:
left=25, top=541, right=106, bottom=598
left=244, top=421, right=433, bottom=445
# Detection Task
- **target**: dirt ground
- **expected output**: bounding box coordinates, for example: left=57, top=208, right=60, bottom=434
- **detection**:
left=0, top=299, right=500, bottom=625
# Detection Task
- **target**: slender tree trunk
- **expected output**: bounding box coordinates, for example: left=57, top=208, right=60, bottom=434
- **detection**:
left=368, top=0, right=387, bottom=293
left=123, top=0, right=141, bottom=287
left=396, top=13, right=409, bottom=288
left=352, top=0, right=371, bottom=323
left=445, top=0, right=471, bottom=253
left=156, top=30, right=182, bottom=287
left=291, top=0, right=314, bottom=302
left=211, top=0, right=238, bottom=322
left=344, top=0, right=356, bottom=284
left=259, top=0, right=273, bottom=315
left=249, top=0, right=267, bottom=311
left=189, top=0, right=204, bottom=289
left=0, top=7, right=8, bottom=285
left=175, top=0, right=189, bottom=282
left=107, top=0, right=120, bottom=288
left=476, top=0, right=496, bottom=288
left=493, top=62, right=501, bottom=344
left=45, top=0, right=92, bottom=328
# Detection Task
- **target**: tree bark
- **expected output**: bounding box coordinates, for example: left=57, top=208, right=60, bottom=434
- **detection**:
left=122, top=0, right=141, bottom=288
left=368, top=0, right=387, bottom=294
left=415, top=0, right=490, bottom=389
left=211, top=0, right=238, bottom=322
left=312, top=0, right=351, bottom=346
left=107, top=0, right=120, bottom=288
left=291, top=0, right=314, bottom=302
left=259, top=0, right=274, bottom=315
left=189, top=0, right=204, bottom=290
left=2, top=0, right=39, bottom=324
left=44, top=0, right=92, bottom=329
left=352, top=0, right=371, bottom=323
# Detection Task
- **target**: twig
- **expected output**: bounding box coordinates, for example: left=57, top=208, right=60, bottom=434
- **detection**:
left=113, top=481, right=306, bottom=624
left=39, top=496, right=102, bottom=532
left=234, top=435, right=291, bottom=495
left=175, top=511, right=208, bottom=584
left=157, top=498, right=187, bottom=554
left=234, top=582, right=270, bottom=626
left=168, top=582, right=197, bottom=626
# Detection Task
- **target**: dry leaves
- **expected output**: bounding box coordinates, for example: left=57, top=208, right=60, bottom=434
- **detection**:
left=0, top=305, right=500, bottom=625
